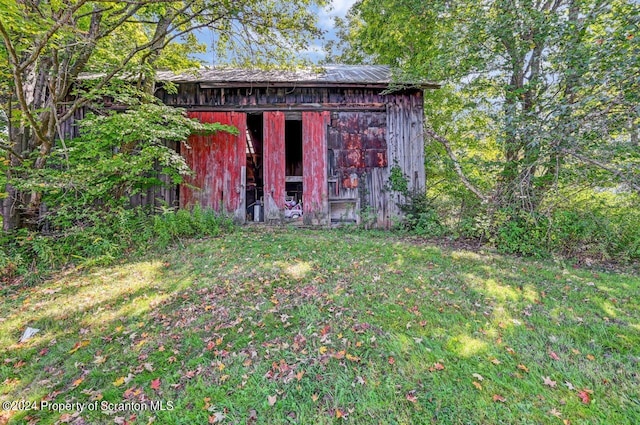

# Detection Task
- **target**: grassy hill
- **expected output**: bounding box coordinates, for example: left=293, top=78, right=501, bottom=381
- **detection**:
left=1, top=228, right=639, bottom=424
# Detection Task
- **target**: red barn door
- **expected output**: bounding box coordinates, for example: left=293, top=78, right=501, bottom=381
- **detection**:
left=302, top=111, right=330, bottom=224
left=263, top=111, right=285, bottom=219
left=180, top=112, right=246, bottom=220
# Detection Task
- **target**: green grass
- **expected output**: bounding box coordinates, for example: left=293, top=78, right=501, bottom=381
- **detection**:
left=1, top=228, right=639, bottom=424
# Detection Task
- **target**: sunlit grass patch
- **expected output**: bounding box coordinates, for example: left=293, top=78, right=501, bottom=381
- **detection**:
left=1, top=227, right=639, bottom=424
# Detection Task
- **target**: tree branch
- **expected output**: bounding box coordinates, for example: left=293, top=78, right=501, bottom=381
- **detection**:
left=424, top=126, right=489, bottom=203
left=0, top=20, right=47, bottom=144
left=561, top=148, right=640, bottom=193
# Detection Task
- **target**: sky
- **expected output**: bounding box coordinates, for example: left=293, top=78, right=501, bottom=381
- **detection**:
left=309, top=0, right=359, bottom=61
left=194, top=0, right=358, bottom=65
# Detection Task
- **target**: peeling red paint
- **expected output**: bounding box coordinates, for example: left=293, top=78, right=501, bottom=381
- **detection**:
left=366, top=150, right=387, bottom=168
left=302, top=111, right=330, bottom=218
left=343, top=174, right=358, bottom=189
left=345, top=133, right=362, bottom=150
left=263, top=111, right=286, bottom=210
left=180, top=112, right=246, bottom=215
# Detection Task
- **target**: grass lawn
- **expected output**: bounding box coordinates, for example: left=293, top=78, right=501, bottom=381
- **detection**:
left=1, top=227, right=639, bottom=424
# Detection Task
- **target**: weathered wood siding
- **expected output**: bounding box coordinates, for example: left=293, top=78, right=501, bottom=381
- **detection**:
left=385, top=92, right=425, bottom=223
left=158, top=84, right=424, bottom=228
left=180, top=111, right=246, bottom=221
left=158, top=85, right=387, bottom=110
left=302, top=111, right=330, bottom=225
left=324, top=92, right=424, bottom=227
left=327, top=111, right=387, bottom=224
left=263, top=111, right=286, bottom=220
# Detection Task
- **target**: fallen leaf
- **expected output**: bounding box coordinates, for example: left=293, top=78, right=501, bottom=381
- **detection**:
left=406, top=392, right=418, bottom=403
left=549, top=351, right=560, bottom=361
left=388, top=356, right=395, bottom=365
left=319, top=346, right=327, bottom=355
left=335, top=408, right=345, bottom=419
left=492, top=394, right=506, bottom=402
left=586, top=354, right=595, bottom=361
left=564, top=381, right=575, bottom=391
left=472, top=373, right=484, bottom=381
left=267, top=395, right=277, bottom=406
left=72, top=377, right=84, bottom=387
left=549, top=408, right=562, bottom=418
left=490, top=358, right=501, bottom=365
left=472, top=381, right=483, bottom=391
left=248, top=409, right=258, bottom=424
left=113, top=376, right=125, bottom=387
left=296, top=370, right=305, bottom=381
left=93, top=355, right=107, bottom=365
left=578, top=390, right=591, bottom=404
left=208, top=412, right=225, bottom=423
left=543, top=376, right=557, bottom=387
left=433, top=362, right=445, bottom=370
left=69, top=340, right=90, bottom=354
left=311, top=393, right=319, bottom=402
left=150, top=378, right=161, bottom=391
left=346, top=353, right=360, bottom=362
left=517, top=364, right=529, bottom=373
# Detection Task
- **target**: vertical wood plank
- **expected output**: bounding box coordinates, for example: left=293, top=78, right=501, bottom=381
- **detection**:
left=180, top=111, right=246, bottom=219
left=228, top=112, right=247, bottom=220
left=263, top=111, right=286, bottom=219
left=302, top=111, right=330, bottom=225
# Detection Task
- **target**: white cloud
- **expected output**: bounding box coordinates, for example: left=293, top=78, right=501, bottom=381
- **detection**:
left=320, top=0, right=358, bottom=29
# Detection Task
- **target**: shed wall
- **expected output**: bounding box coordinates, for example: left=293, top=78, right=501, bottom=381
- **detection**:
left=180, top=111, right=246, bottom=221
left=163, top=85, right=424, bottom=228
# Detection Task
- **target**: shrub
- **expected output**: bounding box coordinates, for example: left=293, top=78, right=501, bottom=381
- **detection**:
left=399, top=192, right=448, bottom=237
left=0, top=207, right=234, bottom=284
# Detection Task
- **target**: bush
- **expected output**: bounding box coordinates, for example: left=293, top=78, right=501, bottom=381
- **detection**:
left=493, top=210, right=549, bottom=257
left=404, top=186, right=639, bottom=263
left=399, top=192, right=449, bottom=238
left=0, top=207, right=234, bottom=285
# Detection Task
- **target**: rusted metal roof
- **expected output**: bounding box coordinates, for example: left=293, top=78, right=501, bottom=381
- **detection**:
left=155, top=65, right=438, bottom=89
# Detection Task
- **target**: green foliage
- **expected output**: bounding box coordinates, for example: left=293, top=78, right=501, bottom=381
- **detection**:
left=0, top=206, right=234, bottom=284
left=151, top=206, right=234, bottom=249
left=1, top=0, right=328, bottom=231
left=336, top=0, right=640, bottom=261
left=387, top=163, right=409, bottom=195
left=398, top=192, right=448, bottom=238
left=454, top=192, right=640, bottom=261
left=9, top=103, right=234, bottom=230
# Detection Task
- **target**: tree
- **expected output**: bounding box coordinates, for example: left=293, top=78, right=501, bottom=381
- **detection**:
left=0, top=0, right=326, bottom=230
left=330, top=0, right=639, bottom=213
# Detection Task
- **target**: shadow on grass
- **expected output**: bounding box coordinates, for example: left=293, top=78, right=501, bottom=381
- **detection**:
left=1, top=228, right=639, bottom=424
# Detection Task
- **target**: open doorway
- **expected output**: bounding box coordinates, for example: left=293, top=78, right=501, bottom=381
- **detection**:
left=246, top=113, right=263, bottom=220
left=285, top=118, right=303, bottom=205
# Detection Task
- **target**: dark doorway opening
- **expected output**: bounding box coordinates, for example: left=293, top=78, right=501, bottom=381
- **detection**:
left=246, top=113, right=263, bottom=220
left=285, top=119, right=303, bottom=204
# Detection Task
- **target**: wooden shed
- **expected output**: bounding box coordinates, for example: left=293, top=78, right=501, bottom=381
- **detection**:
left=156, top=65, right=435, bottom=227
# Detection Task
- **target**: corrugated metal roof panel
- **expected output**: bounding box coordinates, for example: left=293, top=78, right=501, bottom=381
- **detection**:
left=155, top=65, right=438, bottom=88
